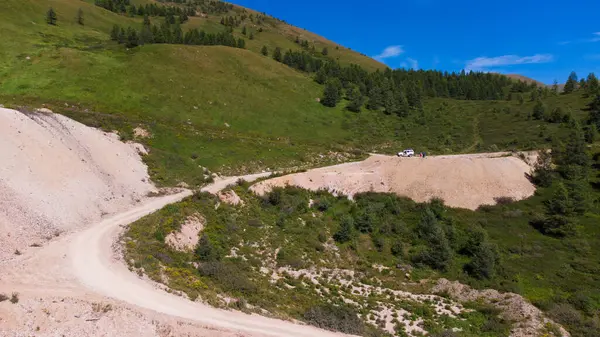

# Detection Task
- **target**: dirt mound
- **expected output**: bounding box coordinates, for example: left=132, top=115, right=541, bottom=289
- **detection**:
left=0, top=108, right=155, bottom=260
left=433, top=278, right=570, bottom=337
left=218, top=189, right=244, bottom=206
left=251, top=153, right=536, bottom=210
left=165, top=214, right=205, bottom=252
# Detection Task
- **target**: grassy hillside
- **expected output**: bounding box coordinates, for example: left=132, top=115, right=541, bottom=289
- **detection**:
left=0, top=0, right=593, bottom=187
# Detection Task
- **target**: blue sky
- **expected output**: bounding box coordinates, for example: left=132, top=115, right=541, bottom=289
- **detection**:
left=230, top=0, right=599, bottom=84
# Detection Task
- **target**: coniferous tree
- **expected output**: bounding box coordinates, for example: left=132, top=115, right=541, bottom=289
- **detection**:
left=172, top=24, right=183, bottom=44
left=333, top=216, right=355, bottom=243
left=552, top=80, right=559, bottom=94
left=588, top=94, right=600, bottom=130
left=127, top=5, right=136, bottom=17
left=273, top=47, right=282, bottom=62
left=110, top=24, right=121, bottom=41
left=322, top=47, right=328, bottom=56
left=395, top=91, right=409, bottom=117
left=126, top=27, right=139, bottom=48
left=563, top=71, right=578, bottom=94
left=118, top=27, right=126, bottom=44
left=532, top=100, right=546, bottom=120
left=261, top=45, right=268, bottom=56
left=249, top=32, right=254, bottom=40
left=237, top=38, right=245, bottom=48
left=76, top=8, right=84, bottom=25
left=466, top=241, right=499, bottom=279
left=531, top=149, right=554, bottom=187
left=383, top=90, right=398, bottom=115
left=414, top=209, right=453, bottom=271
left=139, top=25, right=154, bottom=44
left=346, top=86, right=364, bottom=112
left=321, top=79, right=341, bottom=107
left=241, top=26, right=247, bottom=35
left=530, top=87, right=539, bottom=101
left=586, top=73, right=599, bottom=95
left=366, top=85, right=384, bottom=110
left=46, top=7, right=57, bottom=25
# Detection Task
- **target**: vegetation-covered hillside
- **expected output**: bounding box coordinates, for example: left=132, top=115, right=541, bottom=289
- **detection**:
left=2, top=0, right=600, bottom=335
left=0, top=0, right=595, bottom=187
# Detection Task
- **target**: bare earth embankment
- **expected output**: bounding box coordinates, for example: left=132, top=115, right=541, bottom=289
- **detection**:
left=0, top=107, right=155, bottom=260
left=251, top=153, right=537, bottom=210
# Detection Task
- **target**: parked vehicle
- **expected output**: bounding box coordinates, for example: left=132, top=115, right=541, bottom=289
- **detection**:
left=397, top=149, right=415, bottom=157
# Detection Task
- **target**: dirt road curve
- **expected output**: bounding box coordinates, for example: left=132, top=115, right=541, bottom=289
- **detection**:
left=1, top=173, right=346, bottom=337
left=69, top=174, right=346, bottom=337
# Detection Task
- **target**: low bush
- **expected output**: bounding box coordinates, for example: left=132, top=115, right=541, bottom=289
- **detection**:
left=198, top=261, right=256, bottom=293
left=303, top=303, right=365, bottom=335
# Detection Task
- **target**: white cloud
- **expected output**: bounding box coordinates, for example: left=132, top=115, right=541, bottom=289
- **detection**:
left=465, top=54, right=553, bottom=71
left=560, top=32, right=600, bottom=45
left=373, top=45, right=404, bottom=61
left=407, top=58, right=419, bottom=69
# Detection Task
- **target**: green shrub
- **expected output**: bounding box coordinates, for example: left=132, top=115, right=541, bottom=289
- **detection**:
left=198, top=261, right=256, bottom=293
left=303, top=303, right=365, bottom=335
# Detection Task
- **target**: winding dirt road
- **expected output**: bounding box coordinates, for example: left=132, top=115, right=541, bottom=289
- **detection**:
left=2, top=173, right=348, bottom=337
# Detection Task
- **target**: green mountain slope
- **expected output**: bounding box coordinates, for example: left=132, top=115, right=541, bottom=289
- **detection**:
left=0, top=0, right=594, bottom=188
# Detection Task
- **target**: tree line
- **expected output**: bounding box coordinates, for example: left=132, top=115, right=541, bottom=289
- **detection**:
left=110, top=16, right=245, bottom=49
left=94, top=0, right=195, bottom=20
left=529, top=96, right=598, bottom=237
left=157, top=0, right=233, bottom=14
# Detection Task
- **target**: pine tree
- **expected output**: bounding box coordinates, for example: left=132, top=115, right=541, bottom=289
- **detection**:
left=241, top=26, right=247, bottom=35
left=236, top=38, right=245, bottom=48
left=76, top=8, right=84, bottom=25
left=552, top=80, right=559, bottom=94
left=321, top=47, right=328, bottom=56
left=333, top=216, right=355, bottom=243
left=586, top=73, right=599, bottom=95
left=531, top=149, right=553, bottom=187
left=46, top=7, right=57, bottom=25
left=383, top=90, right=398, bottom=115
left=563, top=71, right=578, bottom=94
left=126, top=27, right=139, bottom=48
left=346, top=86, right=364, bottom=112
left=366, top=85, right=384, bottom=110
left=466, top=241, right=499, bottom=279
left=321, top=79, right=341, bottom=107
left=530, top=87, right=539, bottom=101
left=261, top=45, right=268, bottom=56
left=110, top=25, right=121, bottom=41
left=139, top=25, right=154, bottom=44
left=249, top=32, right=254, bottom=40
left=532, top=99, right=546, bottom=120
left=172, top=24, right=183, bottom=44
left=118, top=27, right=126, bottom=44
left=273, top=47, right=282, bottom=62
left=589, top=94, right=600, bottom=130
left=395, top=91, right=409, bottom=117
left=143, top=14, right=151, bottom=27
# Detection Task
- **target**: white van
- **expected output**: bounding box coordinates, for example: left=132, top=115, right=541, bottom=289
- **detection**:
left=397, top=149, right=415, bottom=157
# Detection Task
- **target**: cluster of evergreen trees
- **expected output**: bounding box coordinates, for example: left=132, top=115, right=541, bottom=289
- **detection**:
left=110, top=16, right=245, bottom=49
left=331, top=195, right=499, bottom=279
left=563, top=71, right=600, bottom=95
left=157, top=0, right=232, bottom=14
left=530, top=97, right=598, bottom=237
left=95, top=0, right=194, bottom=21
left=220, top=12, right=269, bottom=27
